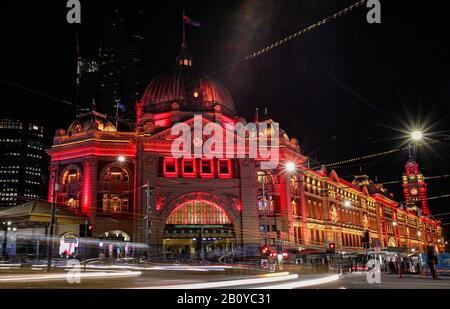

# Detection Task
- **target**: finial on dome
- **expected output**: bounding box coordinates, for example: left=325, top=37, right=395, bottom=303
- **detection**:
left=91, top=98, right=96, bottom=111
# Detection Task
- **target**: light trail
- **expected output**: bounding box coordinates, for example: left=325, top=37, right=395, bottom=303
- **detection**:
left=130, top=272, right=296, bottom=289
left=252, top=274, right=340, bottom=289
left=0, top=271, right=141, bottom=283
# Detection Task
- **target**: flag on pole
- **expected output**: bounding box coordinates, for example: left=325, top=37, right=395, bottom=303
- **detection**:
left=116, top=99, right=126, bottom=112
left=183, top=14, right=201, bottom=27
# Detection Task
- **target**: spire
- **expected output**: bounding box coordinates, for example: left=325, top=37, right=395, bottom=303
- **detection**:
left=263, top=107, right=270, bottom=120
left=408, top=144, right=414, bottom=160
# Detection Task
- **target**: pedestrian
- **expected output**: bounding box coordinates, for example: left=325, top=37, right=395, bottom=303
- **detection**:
left=427, top=254, right=438, bottom=280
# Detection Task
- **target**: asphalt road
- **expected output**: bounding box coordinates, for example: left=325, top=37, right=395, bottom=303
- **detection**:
left=312, top=272, right=450, bottom=289
left=0, top=267, right=449, bottom=289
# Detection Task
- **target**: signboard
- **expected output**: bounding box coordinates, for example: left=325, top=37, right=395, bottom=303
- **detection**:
left=64, top=234, right=78, bottom=243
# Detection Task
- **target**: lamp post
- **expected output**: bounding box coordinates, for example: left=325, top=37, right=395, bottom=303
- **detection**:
left=47, top=164, right=59, bottom=272
left=143, top=181, right=153, bottom=257
left=2, top=221, right=12, bottom=260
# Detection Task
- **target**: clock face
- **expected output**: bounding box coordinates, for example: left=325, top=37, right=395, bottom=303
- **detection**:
left=410, top=188, right=418, bottom=196
left=193, top=137, right=203, bottom=148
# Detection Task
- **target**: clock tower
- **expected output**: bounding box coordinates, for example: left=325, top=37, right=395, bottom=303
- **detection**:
left=402, top=145, right=429, bottom=216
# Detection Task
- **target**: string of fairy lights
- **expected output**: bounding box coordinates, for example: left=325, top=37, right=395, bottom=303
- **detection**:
left=245, top=0, right=367, bottom=61
left=207, top=0, right=368, bottom=78
left=312, top=139, right=444, bottom=170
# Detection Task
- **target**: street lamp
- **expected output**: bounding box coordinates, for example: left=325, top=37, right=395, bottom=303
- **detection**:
left=285, top=161, right=296, bottom=173
left=392, top=221, right=397, bottom=226
left=411, top=130, right=423, bottom=142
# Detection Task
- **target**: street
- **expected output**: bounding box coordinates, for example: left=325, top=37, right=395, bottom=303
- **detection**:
left=1, top=264, right=449, bottom=289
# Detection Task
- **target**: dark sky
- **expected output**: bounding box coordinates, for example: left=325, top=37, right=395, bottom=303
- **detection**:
left=1, top=1, right=449, bottom=228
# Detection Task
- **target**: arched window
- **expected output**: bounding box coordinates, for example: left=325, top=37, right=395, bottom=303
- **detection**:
left=62, top=168, right=81, bottom=185
left=103, top=166, right=129, bottom=183
left=167, top=200, right=231, bottom=225
left=101, top=165, right=132, bottom=214
left=59, top=167, right=82, bottom=208
left=257, top=171, right=273, bottom=185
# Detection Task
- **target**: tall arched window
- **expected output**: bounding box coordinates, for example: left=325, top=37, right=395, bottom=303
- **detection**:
left=101, top=165, right=132, bottom=214
left=167, top=200, right=231, bottom=225
left=59, top=167, right=82, bottom=208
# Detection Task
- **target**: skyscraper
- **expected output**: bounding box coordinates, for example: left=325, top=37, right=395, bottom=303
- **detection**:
left=0, top=119, right=48, bottom=208
left=97, top=9, right=144, bottom=127
left=78, top=58, right=100, bottom=108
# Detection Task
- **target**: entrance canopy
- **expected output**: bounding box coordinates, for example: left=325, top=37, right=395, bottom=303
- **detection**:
left=0, top=200, right=88, bottom=228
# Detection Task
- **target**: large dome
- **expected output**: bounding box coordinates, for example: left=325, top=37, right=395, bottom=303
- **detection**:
left=141, top=51, right=235, bottom=117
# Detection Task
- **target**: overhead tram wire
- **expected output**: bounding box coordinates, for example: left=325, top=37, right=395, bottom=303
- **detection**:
left=0, top=77, right=76, bottom=109
left=205, top=0, right=368, bottom=79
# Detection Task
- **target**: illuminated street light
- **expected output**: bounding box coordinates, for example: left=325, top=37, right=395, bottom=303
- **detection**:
left=411, top=248, right=416, bottom=253
left=117, top=156, right=126, bottom=163
left=411, top=130, right=423, bottom=141
left=285, top=161, right=296, bottom=173
left=343, top=200, right=352, bottom=208
left=392, top=221, right=397, bottom=226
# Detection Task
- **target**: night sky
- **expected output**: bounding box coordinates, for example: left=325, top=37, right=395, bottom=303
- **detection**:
left=1, top=1, right=449, bottom=230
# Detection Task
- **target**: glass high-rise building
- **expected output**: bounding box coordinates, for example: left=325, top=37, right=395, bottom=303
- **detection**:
left=96, top=9, right=144, bottom=128
left=0, top=119, right=48, bottom=208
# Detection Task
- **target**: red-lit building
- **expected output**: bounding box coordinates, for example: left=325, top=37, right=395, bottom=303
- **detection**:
left=47, top=47, right=442, bottom=258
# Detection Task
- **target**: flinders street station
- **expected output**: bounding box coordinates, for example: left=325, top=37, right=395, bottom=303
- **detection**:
left=30, top=45, right=442, bottom=259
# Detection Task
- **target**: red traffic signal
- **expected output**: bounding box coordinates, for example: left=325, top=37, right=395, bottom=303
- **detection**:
left=326, top=242, right=336, bottom=254
left=261, top=244, right=270, bottom=256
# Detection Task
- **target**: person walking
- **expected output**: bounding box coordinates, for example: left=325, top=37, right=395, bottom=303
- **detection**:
left=428, top=254, right=438, bottom=280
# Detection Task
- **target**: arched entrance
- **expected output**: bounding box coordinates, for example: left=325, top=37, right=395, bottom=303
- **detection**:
left=163, top=200, right=235, bottom=259
left=99, top=230, right=131, bottom=258
left=59, top=233, right=79, bottom=258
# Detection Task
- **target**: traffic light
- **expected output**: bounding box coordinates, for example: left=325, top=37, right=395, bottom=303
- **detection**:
left=261, top=244, right=271, bottom=257
left=87, top=224, right=93, bottom=237
left=362, top=229, right=370, bottom=249
left=326, top=242, right=335, bottom=254
left=80, top=224, right=93, bottom=237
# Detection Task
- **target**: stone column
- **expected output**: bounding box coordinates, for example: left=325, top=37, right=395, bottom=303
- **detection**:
left=298, top=174, right=308, bottom=246
left=279, top=173, right=294, bottom=244
left=82, top=156, right=98, bottom=223
left=238, top=159, right=260, bottom=256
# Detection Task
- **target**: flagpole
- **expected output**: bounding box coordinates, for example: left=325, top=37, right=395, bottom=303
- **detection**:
left=115, top=99, right=120, bottom=129
left=182, top=10, right=186, bottom=48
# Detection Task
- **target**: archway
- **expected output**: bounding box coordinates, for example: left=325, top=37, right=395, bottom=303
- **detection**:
left=58, top=165, right=82, bottom=208
left=59, top=233, right=79, bottom=258
left=163, top=200, right=235, bottom=260
left=99, top=230, right=131, bottom=258
left=99, top=163, right=133, bottom=214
